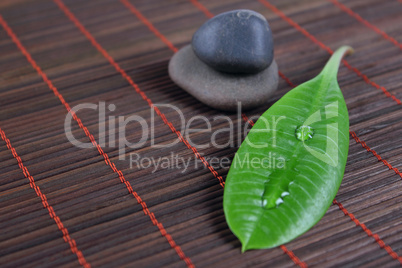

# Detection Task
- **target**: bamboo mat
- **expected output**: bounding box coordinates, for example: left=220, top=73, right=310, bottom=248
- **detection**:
left=0, top=0, right=402, bottom=267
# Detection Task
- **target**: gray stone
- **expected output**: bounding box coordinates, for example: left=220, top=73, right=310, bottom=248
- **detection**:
left=192, top=9, right=274, bottom=74
left=169, top=45, right=278, bottom=112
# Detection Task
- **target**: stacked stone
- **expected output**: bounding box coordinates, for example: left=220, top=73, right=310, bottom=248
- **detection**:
left=169, top=9, right=278, bottom=112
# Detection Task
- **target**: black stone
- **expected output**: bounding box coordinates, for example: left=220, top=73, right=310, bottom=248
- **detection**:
left=169, top=45, right=278, bottom=112
left=192, top=9, right=274, bottom=74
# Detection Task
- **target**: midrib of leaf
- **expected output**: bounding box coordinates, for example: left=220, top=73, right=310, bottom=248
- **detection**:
left=242, top=89, right=322, bottom=250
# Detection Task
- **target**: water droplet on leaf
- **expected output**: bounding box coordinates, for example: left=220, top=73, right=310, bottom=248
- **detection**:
left=275, top=198, right=283, bottom=206
left=295, top=125, right=314, bottom=141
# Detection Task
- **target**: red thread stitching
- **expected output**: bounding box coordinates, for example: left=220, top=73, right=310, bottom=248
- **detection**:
left=333, top=200, right=402, bottom=264
left=49, top=0, right=226, bottom=265
left=0, top=127, right=91, bottom=268
left=53, top=0, right=227, bottom=191
left=329, top=0, right=402, bottom=50
left=0, top=9, right=193, bottom=268
left=279, top=245, right=308, bottom=268
left=279, top=70, right=297, bottom=88
left=47, top=0, right=401, bottom=265
left=350, top=131, right=401, bottom=178
left=120, top=0, right=178, bottom=53
left=189, top=0, right=214, bottom=18
left=242, top=113, right=255, bottom=127
left=258, top=0, right=402, bottom=105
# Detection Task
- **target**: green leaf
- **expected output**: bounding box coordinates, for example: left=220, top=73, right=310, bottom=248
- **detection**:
left=223, top=46, right=352, bottom=251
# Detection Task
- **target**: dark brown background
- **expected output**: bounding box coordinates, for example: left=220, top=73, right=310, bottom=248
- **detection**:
left=0, top=0, right=401, bottom=267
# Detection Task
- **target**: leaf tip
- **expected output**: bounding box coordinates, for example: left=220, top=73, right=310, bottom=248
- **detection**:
left=341, top=45, right=354, bottom=57
left=322, top=45, right=354, bottom=78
